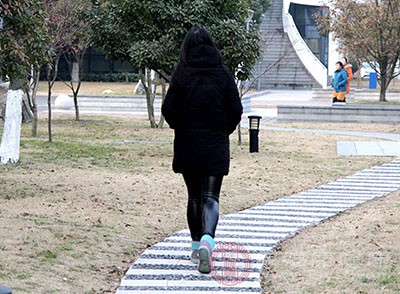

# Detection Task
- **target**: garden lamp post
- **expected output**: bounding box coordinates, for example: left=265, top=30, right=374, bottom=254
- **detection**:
left=248, top=115, right=262, bottom=153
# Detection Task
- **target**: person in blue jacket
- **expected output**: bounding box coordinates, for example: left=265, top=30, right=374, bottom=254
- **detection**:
left=331, top=61, right=348, bottom=104
left=162, top=25, right=243, bottom=274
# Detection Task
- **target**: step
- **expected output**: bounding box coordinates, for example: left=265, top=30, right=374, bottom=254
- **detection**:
left=277, top=104, right=400, bottom=123
left=63, top=95, right=251, bottom=114
left=311, top=89, right=400, bottom=100
left=254, top=0, right=320, bottom=90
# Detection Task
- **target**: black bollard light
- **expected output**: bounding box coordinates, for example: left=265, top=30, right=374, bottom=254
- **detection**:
left=248, top=115, right=262, bottom=153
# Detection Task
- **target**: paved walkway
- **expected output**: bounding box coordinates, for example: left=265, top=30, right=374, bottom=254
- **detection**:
left=117, top=158, right=400, bottom=293
left=337, top=141, right=400, bottom=156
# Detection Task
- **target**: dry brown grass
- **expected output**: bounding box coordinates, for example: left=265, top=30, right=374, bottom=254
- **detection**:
left=1, top=112, right=398, bottom=293
left=1, top=82, right=400, bottom=293
left=37, top=81, right=138, bottom=96
left=263, top=190, right=400, bottom=294
left=37, top=81, right=168, bottom=97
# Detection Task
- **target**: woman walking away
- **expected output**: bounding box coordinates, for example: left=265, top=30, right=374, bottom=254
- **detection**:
left=341, top=57, right=353, bottom=101
left=162, top=25, right=243, bottom=274
left=331, top=61, right=348, bottom=105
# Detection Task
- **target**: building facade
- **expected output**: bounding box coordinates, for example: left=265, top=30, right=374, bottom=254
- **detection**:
left=254, top=0, right=338, bottom=89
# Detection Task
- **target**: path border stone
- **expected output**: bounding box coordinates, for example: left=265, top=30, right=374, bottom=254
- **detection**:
left=277, top=104, right=400, bottom=124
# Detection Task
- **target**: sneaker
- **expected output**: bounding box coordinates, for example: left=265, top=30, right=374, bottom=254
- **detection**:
left=198, top=245, right=212, bottom=273
left=198, top=235, right=215, bottom=274
left=191, top=250, right=199, bottom=264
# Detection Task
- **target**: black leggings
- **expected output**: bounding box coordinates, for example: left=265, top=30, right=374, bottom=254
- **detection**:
left=183, top=174, right=223, bottom=241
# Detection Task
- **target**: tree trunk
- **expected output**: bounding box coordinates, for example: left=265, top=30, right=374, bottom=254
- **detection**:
left=140, top=69, right=157, bottom=128
left=73, top=90, right=80, bottom=121
left=31, top=101, right=38, bottom=137
left=237, top=123, right=242, bottom=145
left=46, top=55, right=60, bottom=142
left=0, top=85, right=6, bottom=122
left=237, top=85, right=243, bottom=145
left=158, top=78, right=166, bottom=128
left=379, top=73, right=387, bottom=102
left=72, top=62, right=81, bottom=121
left=47, top=65, right=53, bottom=143
left=0, top=80, right=23, bottom=164
left=356, top=59, right=362, bottom=89
left=379, top=84, right=387, bottom=102
left=21, top=94, right=33, bottom=123
left=30, top=70, right=40, bottom=137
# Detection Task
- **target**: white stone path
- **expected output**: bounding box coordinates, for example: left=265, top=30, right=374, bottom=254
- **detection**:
left=116, top=158, right=400, bottom=293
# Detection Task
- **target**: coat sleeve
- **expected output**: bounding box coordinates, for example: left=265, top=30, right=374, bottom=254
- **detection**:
left=161, top=81, right=181, bottom=129
left=337, top=71, right=348, bottom=87
left=224, top=76, right=243, bottom=134
left=346, top=66, right=353, bottom=81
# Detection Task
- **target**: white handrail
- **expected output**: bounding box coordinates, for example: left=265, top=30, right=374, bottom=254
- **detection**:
left=282, top=1, right=328, bottom=88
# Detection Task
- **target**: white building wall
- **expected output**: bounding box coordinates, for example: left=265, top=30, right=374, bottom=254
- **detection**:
left=282, top=0, right=340, bottom=87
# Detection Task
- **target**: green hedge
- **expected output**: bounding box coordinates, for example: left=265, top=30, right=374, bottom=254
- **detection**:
left=82, top=72, right=139, bottom=82
left=40, top=72, right=139, bottom=82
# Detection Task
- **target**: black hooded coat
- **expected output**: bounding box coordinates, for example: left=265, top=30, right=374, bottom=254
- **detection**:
left=162, top=44, right=243, bottom=176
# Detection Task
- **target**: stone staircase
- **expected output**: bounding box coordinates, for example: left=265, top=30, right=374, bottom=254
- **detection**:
left=56, top=95, right=252, bottom=115
left=277, top=104, right=400, bottom=123
left=311, top=88, right=354, bottom=100
left=311, top=88, right=400, bottom=100
left=254, top=0, right=319, bottom=90
left=76, top=95, right=162, bottom=114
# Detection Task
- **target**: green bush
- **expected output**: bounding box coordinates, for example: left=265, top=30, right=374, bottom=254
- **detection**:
left=82, top=72, right=139, bottom=82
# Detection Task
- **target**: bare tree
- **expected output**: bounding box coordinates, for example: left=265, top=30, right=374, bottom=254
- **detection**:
left=138, top=69, right=165, bottom=128
left=317, top=0, right=400, bottom=101
left=24, top=66, right=41, bottom=137
left=63, top=46, right=86, bottom=122
left=62, top=0, right=93, bottom=121
left=43, top=0, right=82, bottom=141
